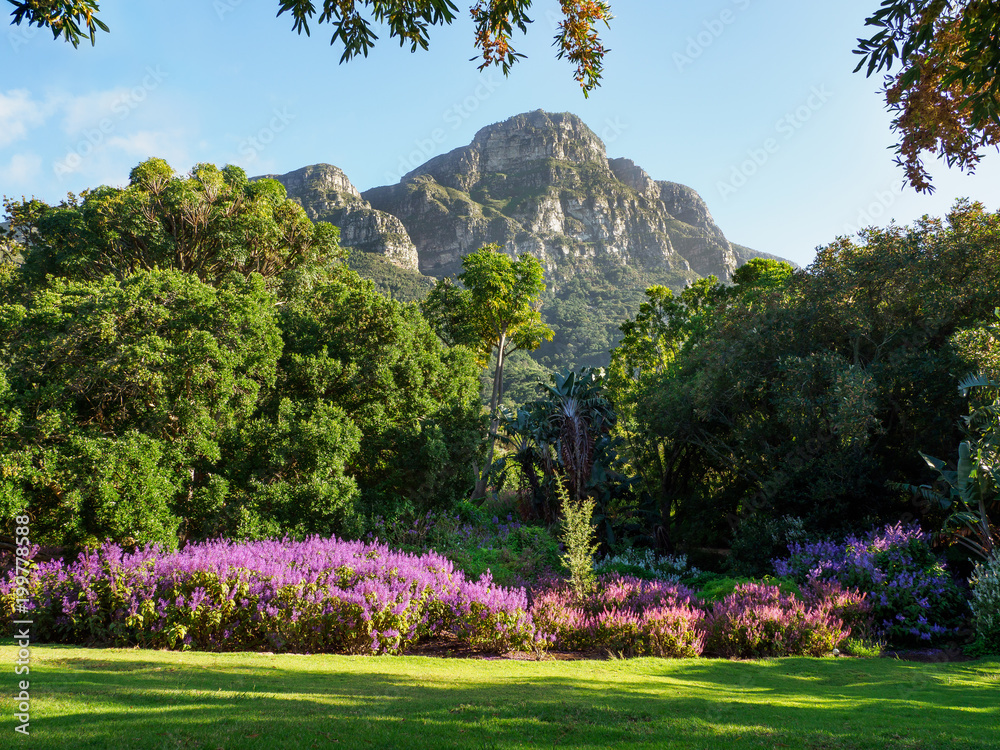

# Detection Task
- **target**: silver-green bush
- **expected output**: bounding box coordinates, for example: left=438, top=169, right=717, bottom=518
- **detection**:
left=970, top=554, right=1000, bottom=650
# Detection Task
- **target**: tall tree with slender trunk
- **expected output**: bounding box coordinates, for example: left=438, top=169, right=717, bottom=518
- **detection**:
left=423, top=244, right=552, bottom=499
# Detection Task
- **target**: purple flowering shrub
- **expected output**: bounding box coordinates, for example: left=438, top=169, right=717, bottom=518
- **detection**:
left=530, top=574, right=706, bottom=657
left=702, top=582, right=859, bottom=658
left=774, top=522, right=967, bottom=645
left=0, top=537, right=539, bottom=654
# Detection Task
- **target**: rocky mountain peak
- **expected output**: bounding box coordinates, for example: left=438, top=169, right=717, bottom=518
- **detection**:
left=260, top=163, right=361, bottom=206
left=259, top=111, right=783, bottom=287
left=404, top=110, right=610, bottom=194
left=472, top=110, right=607, bottom=172
left=257, top=164, right=419, bottom=272
left=365, top=110, right=739, bottom=280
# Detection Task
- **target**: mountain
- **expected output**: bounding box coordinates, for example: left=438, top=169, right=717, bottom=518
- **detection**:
left=363, top=110, right=737, bottom=283
left=256, top=163, right=420, bottom=273
left=261, top=111, right=791, bottom=380
left=732, top=243, right=800, bottom=269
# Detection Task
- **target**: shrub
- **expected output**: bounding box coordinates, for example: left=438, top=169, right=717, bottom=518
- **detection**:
left=775, top=522, right=967, bottom=645
left=969, top=554, right=1000, bottom=653
left=728, top=514, right=809, bottom=578
left=0, top=537, right=540, bottom=655
left=530, top=574, right=705, bottom=657
left=368, top=508, right=561, bottom=586
left=558, top=476, right=599, bottom=598
left=840, top=637, right=885, bottom=658
left=594, top=548, right=699, bottom=582
left=702, top=582, right=856, bottom=658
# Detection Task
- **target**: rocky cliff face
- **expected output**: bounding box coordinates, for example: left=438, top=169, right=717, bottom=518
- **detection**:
left=258, top=164, right=420, bottom=272
left=235, top=113, right=790, bottom=374
left=363, top=110, right=739, bottom=282
left=260, top=112, right=760, bottom=285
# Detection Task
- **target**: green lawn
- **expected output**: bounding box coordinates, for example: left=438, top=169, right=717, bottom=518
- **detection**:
left=3, top=645, right=998, bottom=749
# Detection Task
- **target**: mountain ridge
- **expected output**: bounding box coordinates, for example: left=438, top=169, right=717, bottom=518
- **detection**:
left=259, top=110, right=792, bottom=375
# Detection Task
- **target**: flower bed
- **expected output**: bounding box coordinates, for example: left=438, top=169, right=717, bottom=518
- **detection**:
left=3, top=534, right=890, bottom=658
left=774, top=522, right=966, bottom=644
left=702, top=581, right=862, bottom=658
left=0, top=537, right=538, bottom=654
left=530, top=574, right=705, bottom=656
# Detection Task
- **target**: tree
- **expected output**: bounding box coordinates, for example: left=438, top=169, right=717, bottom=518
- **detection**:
left=623, top=201, right=1000, bottom=552
left=5, top=159, right=342, bottom=288
left=495, top=368, right=632, bottom=547
left=9, top=0, right=613, bottom=95
left=1, top=159, right=484, bottom=549
left=275, top=265, right=483, bottom=524
left=855, top=0, right=1000, bottom=192
left=0, top=268, right=284, bottom=549
left=423, top=244, right=552, bottom=498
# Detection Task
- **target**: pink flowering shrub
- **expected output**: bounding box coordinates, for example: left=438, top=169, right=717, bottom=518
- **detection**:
left=530, top=574, right=706, bottom=657
left=0, top=537, right=539, bottom=654
left=702, top=582, right=854, bottom=658
left=801, top=578, right=872, bottom=637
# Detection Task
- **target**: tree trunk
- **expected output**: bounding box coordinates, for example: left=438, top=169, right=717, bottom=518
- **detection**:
left=473, top=332, right=507, bottom=499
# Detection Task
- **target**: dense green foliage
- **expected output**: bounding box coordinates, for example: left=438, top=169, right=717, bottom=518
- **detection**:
left=7, top=159, right=342, bottom=288
left=0, top=269, right=282, bottom=548
left=610, top=202, right=1000, bottom=552
left=0, top=160, right=482, bottom=550
left=896, top=364, right=1000, bottom=561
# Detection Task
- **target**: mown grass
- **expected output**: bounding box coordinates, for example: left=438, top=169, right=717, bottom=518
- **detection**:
left=2, top=644, right=998, bottom=749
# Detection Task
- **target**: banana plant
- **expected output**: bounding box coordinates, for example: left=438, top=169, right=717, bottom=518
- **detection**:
left=896, top=372, right=999, bottom=560
left=490, top=403, right=553, bottom=521
left=491, top=368, right=634, bottom=547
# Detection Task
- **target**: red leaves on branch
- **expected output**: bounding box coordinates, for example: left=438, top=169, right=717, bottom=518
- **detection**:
left=471, top=0, right=612, bottom=95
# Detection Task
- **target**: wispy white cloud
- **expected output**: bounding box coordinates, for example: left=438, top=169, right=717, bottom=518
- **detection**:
left=0, top=90, right=55, bottom=148
left=106, top=130, right=190, bottom=166
left=0, top=152, right=43, bottom=190
left=57, top=89, right=134, bottom=136
left=50, top=128, right=191, bottom=189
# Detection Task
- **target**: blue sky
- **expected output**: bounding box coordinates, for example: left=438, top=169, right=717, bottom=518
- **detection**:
left=3, top=0, right=999, bottom=267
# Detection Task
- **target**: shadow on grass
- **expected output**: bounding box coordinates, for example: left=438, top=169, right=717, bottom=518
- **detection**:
left=22, top=650, right=1000, bottom=750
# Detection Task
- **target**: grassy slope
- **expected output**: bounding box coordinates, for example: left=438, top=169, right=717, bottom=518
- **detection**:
left=4, top=645, right=998, bottom=750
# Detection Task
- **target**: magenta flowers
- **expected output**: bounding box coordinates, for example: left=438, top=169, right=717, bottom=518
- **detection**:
left=0, top=536, right=538, bottom=654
